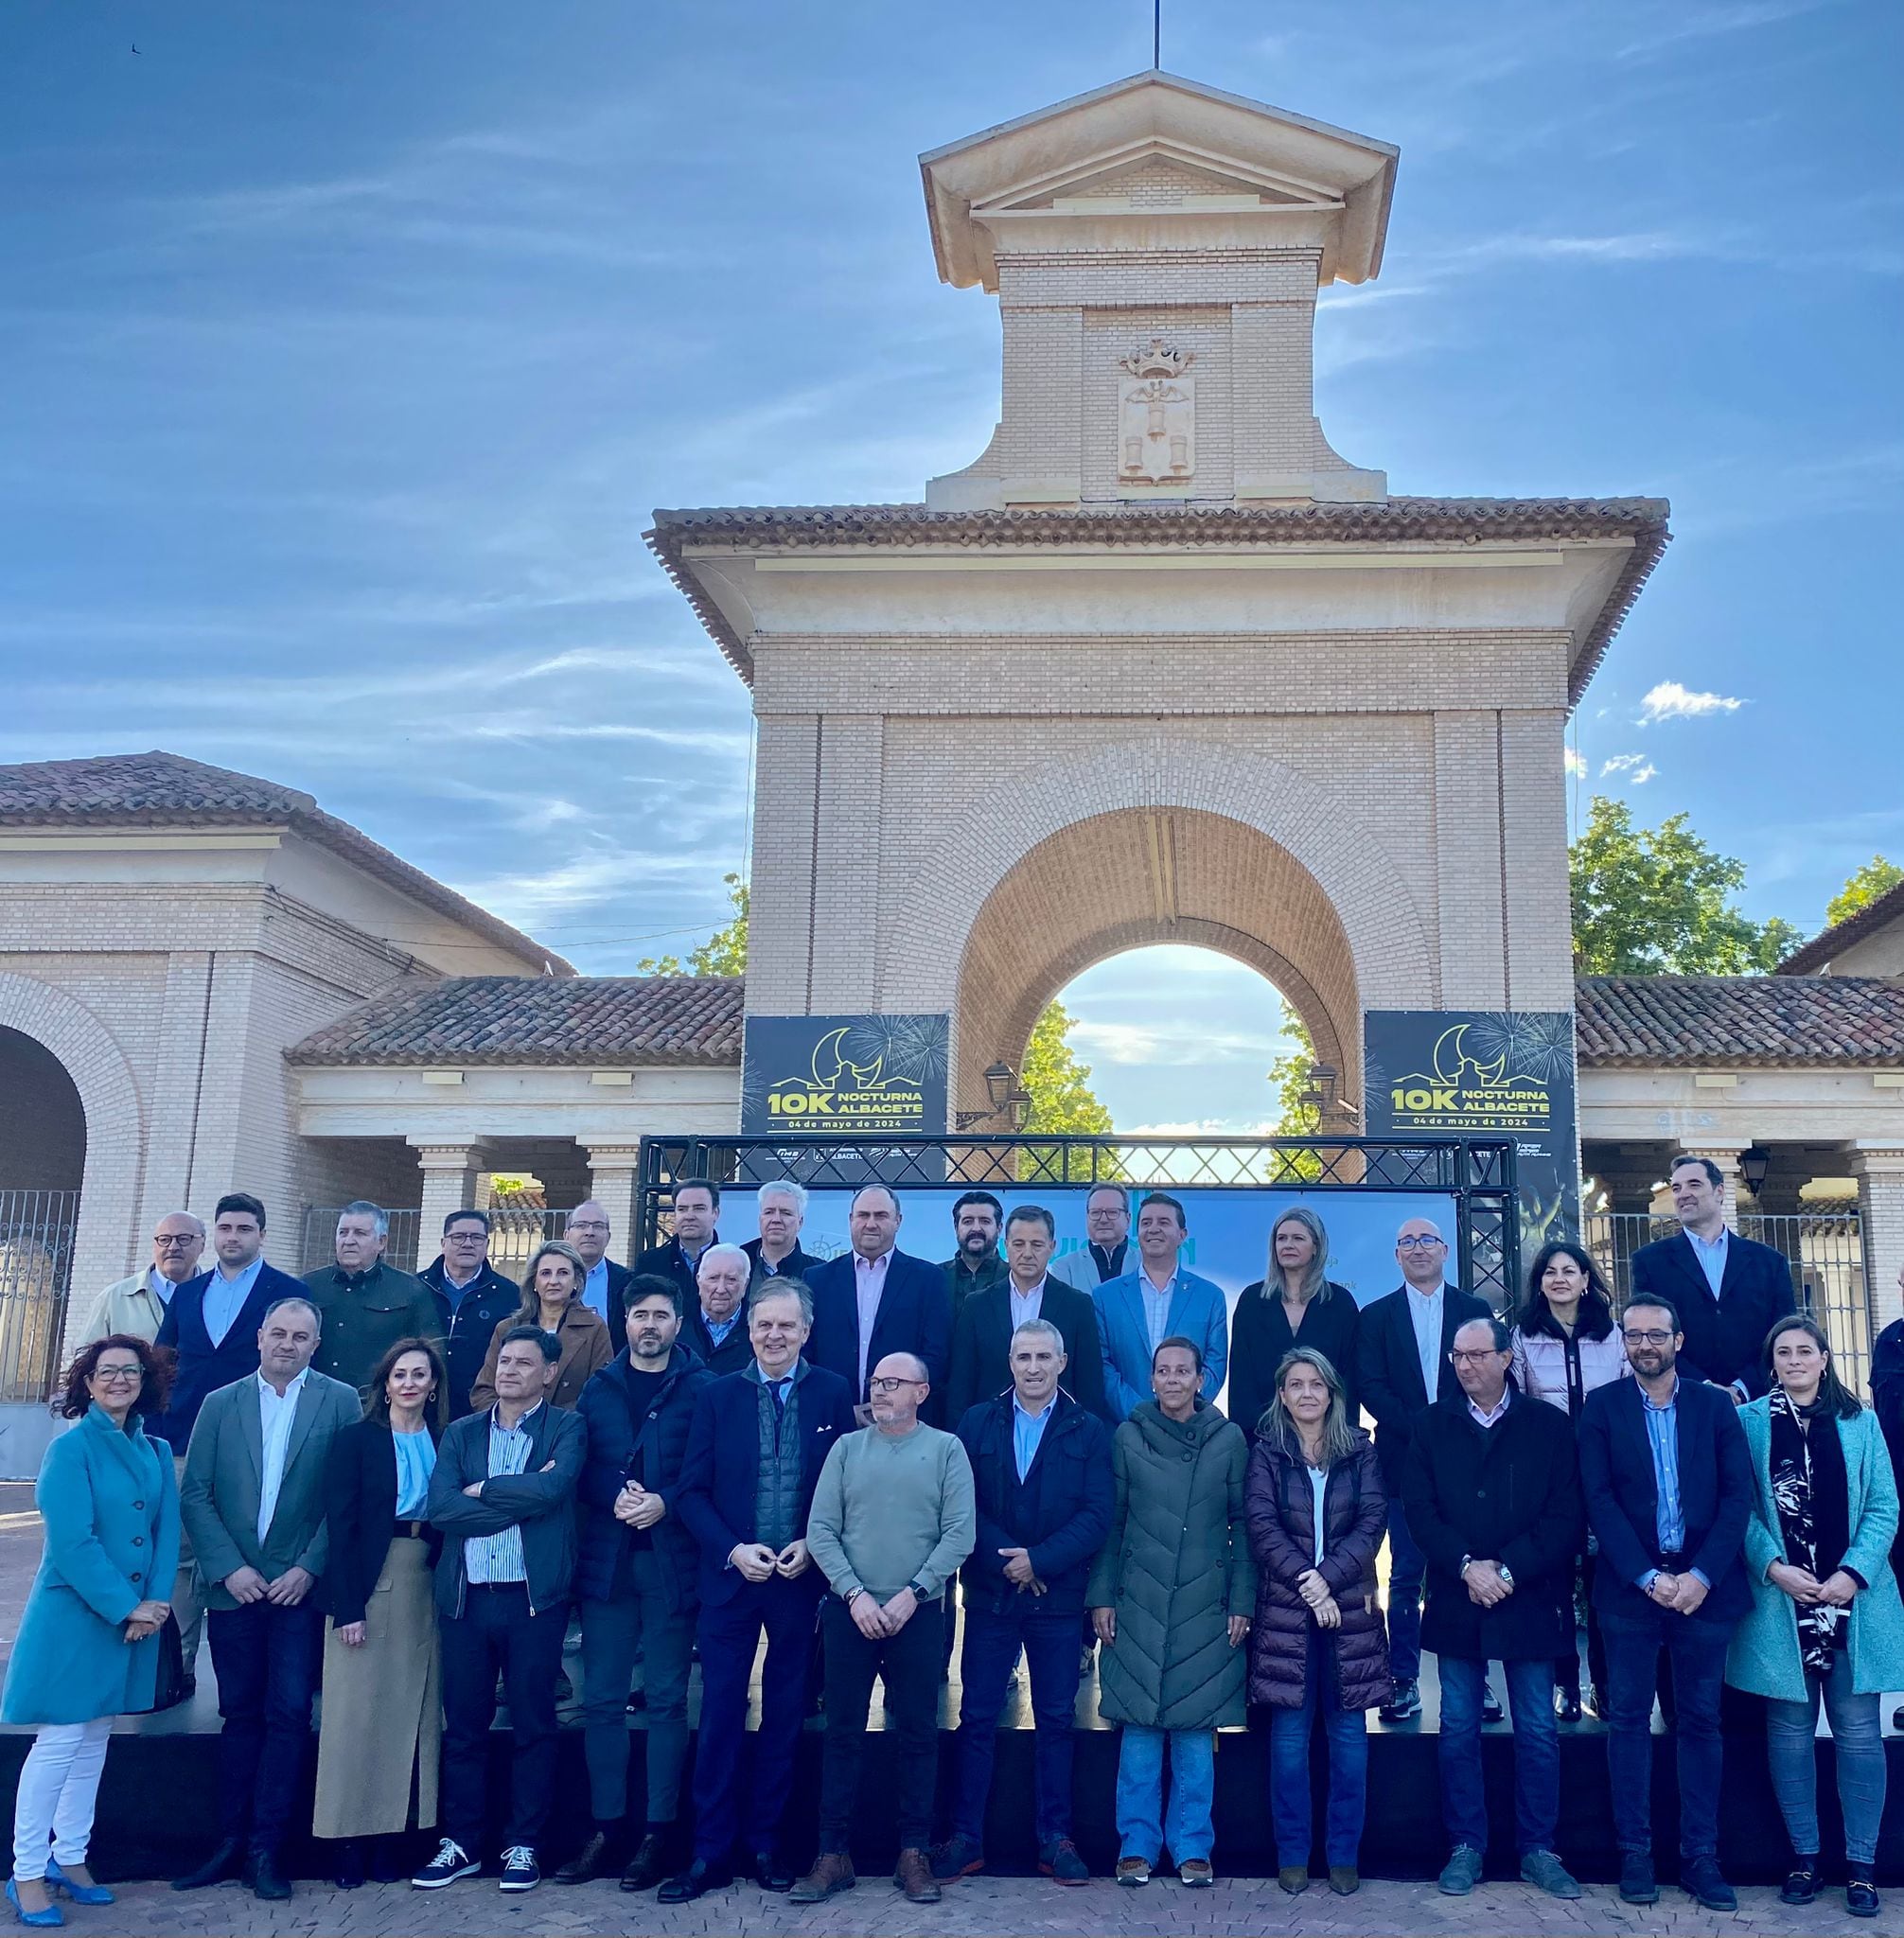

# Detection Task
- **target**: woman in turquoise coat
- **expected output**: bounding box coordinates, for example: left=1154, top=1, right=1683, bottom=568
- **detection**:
left=1726, top=1315, right=1904, bottom=1922
left=2, top=1336, right=179, bottom=1926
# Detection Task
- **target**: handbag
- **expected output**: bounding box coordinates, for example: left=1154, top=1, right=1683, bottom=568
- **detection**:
left=142, top=1612, right=188, bottom=1714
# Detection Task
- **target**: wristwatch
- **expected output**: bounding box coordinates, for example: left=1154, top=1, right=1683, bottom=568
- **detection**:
left=907, top=1579, right=930, bottom=1602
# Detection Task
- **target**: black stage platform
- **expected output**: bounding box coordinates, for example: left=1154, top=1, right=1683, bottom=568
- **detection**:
left=4, top=1670, right=1899, bottom=1887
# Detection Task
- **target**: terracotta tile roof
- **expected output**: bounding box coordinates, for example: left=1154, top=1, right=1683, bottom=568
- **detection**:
left=1776, top=877, right=1904, bottom=976
left=0, top=751, right=572, bottom=977
left=1575, top=975, right=1904, bottom=1067
left=645, top=496, right=1670, bottom=699
left=289, top=975, right=745, bottom=1066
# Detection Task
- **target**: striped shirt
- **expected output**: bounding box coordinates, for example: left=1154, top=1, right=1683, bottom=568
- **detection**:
left=463, top=1401, right=541, bottom=1585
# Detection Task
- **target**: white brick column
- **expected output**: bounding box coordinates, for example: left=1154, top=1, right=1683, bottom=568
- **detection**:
left=583, top=1145, right=645, bottom=1263
left=1848, top=1148, right=1904, bottom=1335
left=410, top=1142, right=487, bottom=1267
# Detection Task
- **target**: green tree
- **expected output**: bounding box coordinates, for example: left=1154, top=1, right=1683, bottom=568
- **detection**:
left=1016, top=998, right=1116, bottom=1183
left=1264, top=1001, right=1323, bottom=1181
left=1825, top=855, right=1902, bottom=929
left=1569, top=796, right=1803, bottom=974
left=636, top=873, right=749, bottom=976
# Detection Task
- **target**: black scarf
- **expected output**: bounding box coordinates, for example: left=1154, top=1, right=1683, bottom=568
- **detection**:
left=1768, top=1388, right=1852, bottom=1673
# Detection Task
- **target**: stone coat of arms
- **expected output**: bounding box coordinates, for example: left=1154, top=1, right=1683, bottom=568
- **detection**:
left=1118, top=339, right=1195, bottom=484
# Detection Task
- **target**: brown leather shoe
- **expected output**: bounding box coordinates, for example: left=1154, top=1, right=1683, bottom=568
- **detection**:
left=787, top=1853, right=856, bottom=1903
left=894, top=1847, right=941, bottom=1904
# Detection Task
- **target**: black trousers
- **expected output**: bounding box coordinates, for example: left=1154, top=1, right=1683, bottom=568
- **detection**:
left=817, top=1594, right=943, bottom=1854
left=206, top=1598, right=324, bottom=1856
left=438, top=1584, right=567, bottom=1854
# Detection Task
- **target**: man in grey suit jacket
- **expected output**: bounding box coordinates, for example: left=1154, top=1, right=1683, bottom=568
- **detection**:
left=1049, top=1184, right=1132, bottom=1295
left=175, top=1296, right=360, bottom=1902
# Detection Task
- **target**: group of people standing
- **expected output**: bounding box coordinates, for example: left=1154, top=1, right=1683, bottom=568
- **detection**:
left=1, top=1156, right=1900, bottom=1920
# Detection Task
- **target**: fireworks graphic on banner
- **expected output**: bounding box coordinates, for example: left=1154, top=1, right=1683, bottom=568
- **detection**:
left=1458, top=1011, right=1576, bottom=1085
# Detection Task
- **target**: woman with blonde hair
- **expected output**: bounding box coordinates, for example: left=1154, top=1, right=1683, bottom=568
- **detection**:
left=469, top=1240, right=611, bottom=1412
left=1227, top=1207, right=1360, bottom=1435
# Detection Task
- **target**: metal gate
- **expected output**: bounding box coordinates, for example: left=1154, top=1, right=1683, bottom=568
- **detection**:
left=300, top=1204, right=568, bottom=1283
left=1582, top=1210, right=1868, bottom=1396
left=0, top=1189, right=81, bottom=1402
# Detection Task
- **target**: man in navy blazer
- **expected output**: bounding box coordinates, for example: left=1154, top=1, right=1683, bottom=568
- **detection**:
left=803, top=1186, right=950, bottom=1407
left=1629, top=1154, right=1795, bottom=1400
left=663, top=1281, right=856, bottom=1901
left=1577, top=1293, right=1754, bottom=1911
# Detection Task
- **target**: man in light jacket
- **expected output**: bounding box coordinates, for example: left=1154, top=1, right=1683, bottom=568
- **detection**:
left=78, top=1210, right=203, bottom=1345
left=1094, top=1193, right=1227, bottom=1420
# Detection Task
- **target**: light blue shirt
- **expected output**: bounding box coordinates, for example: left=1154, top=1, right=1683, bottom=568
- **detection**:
left=704, top=1307, right=743, bottom=1348
left=1638, top=1376, right=1708, bottom=1589
left=203, top=1254, right=265, bottom=1348
left=393, top=1429, right=436, bottom=1519
left=464, top=1402, right=541, bottom=1585
left=1012, top=1394, right=1053, bottom=1482
left=1687, top=1225, right=1729, bottom=1299
left=581, top=1259, right=610, bottom=1325
left=146, top=1267, right=177, bottom=1308
left=1137, top=1266, right=1177, bottom=1356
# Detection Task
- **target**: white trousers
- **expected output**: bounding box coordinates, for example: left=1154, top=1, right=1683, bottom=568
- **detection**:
left=12, top=1718, right=113, bottom=1880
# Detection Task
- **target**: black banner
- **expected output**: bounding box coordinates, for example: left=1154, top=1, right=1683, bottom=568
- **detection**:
left=1362, top=1010, right=1578, bottom=1262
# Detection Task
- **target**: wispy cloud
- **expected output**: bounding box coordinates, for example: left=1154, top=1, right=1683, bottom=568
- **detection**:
left=1601, top=753, right=1659, bottom=784
left=1641, top=680, right=1746, bottom=721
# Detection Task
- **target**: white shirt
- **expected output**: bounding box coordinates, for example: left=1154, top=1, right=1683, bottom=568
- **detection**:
left=1138, top=1264, right=1178, bottom=1356
left=1009, top=1277, right=1046, bottom=1332
left=854, top=1251, right=891, bottom=1393
left=1467, top=1387, right=1512, bottom=1431
left=1406, top=1281, right=1446, bottom=1403
left=256, top=1368, right=309, bottom=1545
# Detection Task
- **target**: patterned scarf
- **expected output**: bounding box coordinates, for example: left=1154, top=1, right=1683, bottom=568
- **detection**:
left=1767, top=1387, right=1848, bottom=1676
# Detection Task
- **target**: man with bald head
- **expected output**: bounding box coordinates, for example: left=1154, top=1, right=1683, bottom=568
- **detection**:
left=797, top=1351, right=976, bottom=1904
left=80, top=1209, right=204, bottom=1345
left=566, top=1199, right=636, bottom=1335
left=805, top=1186, right=951, bottom=1409
left=1356, top=1215, right=1492, bottom=1723
left=684, top=1243, right=757, bottom=1376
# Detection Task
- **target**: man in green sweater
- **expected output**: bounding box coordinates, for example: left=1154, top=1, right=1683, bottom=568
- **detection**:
left=792, top=1351, right=976, bottom=1908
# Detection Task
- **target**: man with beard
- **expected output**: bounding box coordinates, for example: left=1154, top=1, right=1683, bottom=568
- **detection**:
left=1578, top=1295, right=1753, bottom=1912
left=941, top=1191, right=1007, bottom=1319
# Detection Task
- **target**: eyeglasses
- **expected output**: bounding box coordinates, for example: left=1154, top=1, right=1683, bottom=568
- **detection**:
left=1623, top=1330, right=1674, bottom=1347
left=1396, top=1236, right=1445, bottom=1252
left=153, top=1235, right=200, bottom=1249
left=93, top=1365, right=144, bottom=1384
left=445, top=1231, right=485, bottom=1244
left=1448, top=1348, right=1502, bottom=1365
left=566, top=1221, right=608, bottom=1234
left=868, top=1377, right=925, bottom=1394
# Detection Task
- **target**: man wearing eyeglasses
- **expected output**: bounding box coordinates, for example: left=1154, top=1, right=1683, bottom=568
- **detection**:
left=79, top=1210, right=204, bottom=1346
left=1403, top=1316, right=1584, bottom=1902
left=795, top=1353, right=976, bottom=1906
left=1576, top=1295, right=1752, bottom=1911
left=418, top=1209, right=525, bottom=1418
left=1355, top=1218, right=1491, bottom=1722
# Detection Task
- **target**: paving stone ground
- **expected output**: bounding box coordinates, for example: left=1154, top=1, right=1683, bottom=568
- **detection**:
left=53, top=1874, right=1893, bottom=1938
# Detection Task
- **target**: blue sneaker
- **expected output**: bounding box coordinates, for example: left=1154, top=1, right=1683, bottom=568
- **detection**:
left=43, top=1866, right=111, bottom=1908
left=5, top=1880, right=63, bottom=1929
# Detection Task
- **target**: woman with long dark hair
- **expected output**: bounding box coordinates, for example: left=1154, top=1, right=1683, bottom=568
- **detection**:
left=3, top=1337, right=177, bottom=1924
left=1244, top=1347, right=1387, bottom=1896
left=1227, top=1208, right=1360, bottom=1436
left=1727, top=1315, right=1904, bottom=1920
left=1509, top=1241, right=1629, bottom=1718
left=311, top=1337, right=450, bottom=1889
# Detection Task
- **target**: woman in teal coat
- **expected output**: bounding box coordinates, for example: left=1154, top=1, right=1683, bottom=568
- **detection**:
left=2, top=1336, right=179, bottom=1926
left=1726, top=1315, right=1904, bottom=1922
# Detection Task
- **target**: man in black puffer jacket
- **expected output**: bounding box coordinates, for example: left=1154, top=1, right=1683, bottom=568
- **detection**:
left=936, top=1319, right=1113, bottom=1886
left=1404, top=1315, right=1583, bottom=1901
left=562, top=1275, right=713, bottom=1891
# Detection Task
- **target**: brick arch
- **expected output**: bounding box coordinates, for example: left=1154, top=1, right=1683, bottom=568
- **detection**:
left=0, top=973, right=145, bottom=1306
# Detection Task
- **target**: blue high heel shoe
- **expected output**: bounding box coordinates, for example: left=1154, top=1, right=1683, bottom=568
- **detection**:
left=5, top=1878, right=64, bottom=1928
left=43, top=1866, right=111, bottom=1908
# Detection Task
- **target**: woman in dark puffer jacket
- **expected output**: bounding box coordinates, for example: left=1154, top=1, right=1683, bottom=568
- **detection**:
left=1244, top=1346, right=1388, bottom=1897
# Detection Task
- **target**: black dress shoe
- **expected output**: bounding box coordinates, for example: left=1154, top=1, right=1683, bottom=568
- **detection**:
left=620, top=1834, right=669, bottom=1893
left=1481, top=1685, right=1504, bottom=1723
left=554, top=1830, right=617, bottom=1886
left=252, top=1852, right=292, bottom=1902
left=1554, top=1688, right=1582, bottom=1722
left=172, top=1837, right=245, bottom=1891
left=333, top=1841, right=365, bottom=1891
left=658, top=1859, right=732, bottom=1903
left=367, top=1839, right=402, bottom=1885
left=751, top=1851, right=795, bottom=1893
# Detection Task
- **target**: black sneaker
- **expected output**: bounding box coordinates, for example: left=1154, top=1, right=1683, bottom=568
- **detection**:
left=1379, top=1678, right=1420, bottom=1722
left=498, top=1846, right=540, bottom=1894
left=1481, top=1684, right=1504, bottom=1724
left=412, top=1840, right=478, bottom=1890
left=1619, top=1852, right=1658, bottom=1904
left=1683, top=1856, right=1737, bottom=1911
left=1781, top=1859, right=1823, bottom=1906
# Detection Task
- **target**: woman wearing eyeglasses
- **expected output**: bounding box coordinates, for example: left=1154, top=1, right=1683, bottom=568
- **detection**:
left=1509, top=1242, right=1630, bottom=1720
left=1726, top=1314, right=1904, bottom=1920
left=3, top=1337, right=178, bottom=1926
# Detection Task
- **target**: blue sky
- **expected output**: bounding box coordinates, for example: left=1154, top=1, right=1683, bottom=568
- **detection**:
left=5, top=1, right=1898, bottom=1133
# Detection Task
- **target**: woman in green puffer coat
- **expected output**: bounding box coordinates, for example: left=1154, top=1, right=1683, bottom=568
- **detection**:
left=1087, top=1334, right=1256, bottom=1889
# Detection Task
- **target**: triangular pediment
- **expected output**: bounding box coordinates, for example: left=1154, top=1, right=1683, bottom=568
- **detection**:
left=980, top=142, right=1342, bottom=213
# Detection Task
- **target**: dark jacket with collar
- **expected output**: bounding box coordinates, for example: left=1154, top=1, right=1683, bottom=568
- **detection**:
left=427, top=1400, right=587, bottom=1618
left=1402, top=1387, right=1583, bottom=1661
left=674, top=1357, right=856, bottom=1607
left=573, top=1344, right=714, bottom=1612
left=1355, top=1281, right=1494, bottom=1493
left=942, top=1250, right=1010, bottom=1321
left=954, top=1388, right=1113, bottom=1614
left=1629, top=1227, right=1795, bottom=1397
left=152, top=1259, right=310, bottom=1449
left=417, top=1255, right=522, bottom=1419
left=323, top=1416, right=445, bottom=1626
left=681, top=1303, right=756, bottom=1377
left=805, top=1247, right=952, bottom=1402
left=303, top=1260, right=445, bottom=1396
left=1578, top=1372, right=1755, bottom=1623
left=742, top=1238, right=823, bottom=1291
left=631, top=1241, right=705, bottom=1328
left=1874, top=1317, right=1904, bottom=1576
left=945, top=1277, right=1108, bottom=1423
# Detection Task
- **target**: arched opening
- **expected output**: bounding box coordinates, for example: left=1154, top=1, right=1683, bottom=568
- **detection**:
left=0, top=1028, right=87, bottom=1193
left=0, top=1026, right=87, bottom=1401
left=953, top=807, right=1361, bottom=1127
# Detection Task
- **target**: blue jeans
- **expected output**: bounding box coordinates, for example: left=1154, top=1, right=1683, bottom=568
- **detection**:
left=1115, top=1726, right=1215, bottom=1865
left=953, top=1597, right=1084, bottom=1847
left=1765, top=1650, right=1889, bottom=1866
left=1268, top=1630, right=1368, bottom=1869
left=1438, top=1656, right=1559, bottom=1856
left=1384, top=1501, right=1426, bottom=1683
left=206, top=1598, right=324, bottom=1856
left=1601, top=1605, right=1728, bottom=1858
